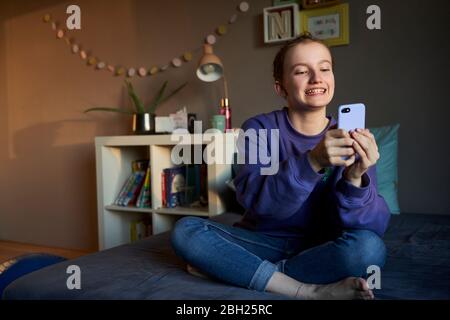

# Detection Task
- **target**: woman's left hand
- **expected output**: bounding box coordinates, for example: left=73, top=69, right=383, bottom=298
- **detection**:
left=343, top=129, right=380, bottom=187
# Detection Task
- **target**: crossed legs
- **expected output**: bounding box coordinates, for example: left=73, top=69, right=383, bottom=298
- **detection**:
left=171, top=217, right=386, bottom=299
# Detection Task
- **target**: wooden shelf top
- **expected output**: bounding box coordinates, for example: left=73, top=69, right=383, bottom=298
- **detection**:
left=154, top=206, right=209, bottom=217
left=105, top=205, right=152, bottom=214
left=95, top=132, right=239, bottom=147
left=105, top=205, right=210, bottom=217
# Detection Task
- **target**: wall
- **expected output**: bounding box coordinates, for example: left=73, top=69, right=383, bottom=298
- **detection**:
left=0, top=0, right=449, bottom=251
left=330, top=0, right=450, bottom=216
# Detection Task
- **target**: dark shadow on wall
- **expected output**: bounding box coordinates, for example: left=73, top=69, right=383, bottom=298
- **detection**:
left=82, top=82, right=139, bottom=137
left=6, top=121, right=98, bottom=251
left=0, top=14, right=9, bottom=163
left=0, top=0, right=68, bottom=19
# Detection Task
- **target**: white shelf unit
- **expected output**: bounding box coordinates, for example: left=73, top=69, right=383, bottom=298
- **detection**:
left=95, top=133, right=237, bottom=250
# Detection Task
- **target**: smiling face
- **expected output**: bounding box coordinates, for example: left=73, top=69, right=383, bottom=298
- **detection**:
left=278, top=41, right=335, bottom=111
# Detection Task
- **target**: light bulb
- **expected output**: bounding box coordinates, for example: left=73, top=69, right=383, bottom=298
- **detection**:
left=202, top=64, right=215, bottom=74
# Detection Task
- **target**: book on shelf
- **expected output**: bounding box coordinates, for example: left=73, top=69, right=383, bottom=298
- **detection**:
left=114, top=160, right=150, bottom=207
left=184, top=164, right=196, bottom=205
left=161, top=171, right=167, bottom=208
left=122, top=171, right=146, bottom=206
left=163, top=166, right=186, bottom=208
left=160, top=164, right=208, bottom=209
left=114, top=172, right=136, bottom=206
left=200, top=163, right=208, bottom=206
left=136, top=166, right=151, bottom=208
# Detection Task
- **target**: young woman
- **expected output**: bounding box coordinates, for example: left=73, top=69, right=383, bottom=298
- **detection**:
left=171, top=34, right=391, bottom=300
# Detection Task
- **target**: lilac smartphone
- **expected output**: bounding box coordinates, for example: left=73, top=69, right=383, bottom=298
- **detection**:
left=338, top=103, right=366, bottom=132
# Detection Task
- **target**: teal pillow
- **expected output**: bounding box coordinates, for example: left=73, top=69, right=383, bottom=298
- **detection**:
left=369, top=124, right=400, bottom=214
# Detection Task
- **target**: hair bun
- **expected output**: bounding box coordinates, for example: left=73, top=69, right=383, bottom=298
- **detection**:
left=299, top=31, right=313, bottom=38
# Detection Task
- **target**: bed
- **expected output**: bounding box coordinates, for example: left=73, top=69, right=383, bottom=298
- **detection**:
left=2, top=212, right=450, bottom=300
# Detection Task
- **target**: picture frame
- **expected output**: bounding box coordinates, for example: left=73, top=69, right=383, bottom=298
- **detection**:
left=301, top=0, right=340, bottom=10
left=299, top=3, right=349, bottom=47
left=264, top=3, right=300, bottom=44
left=273, top=0, right=299, bottom=6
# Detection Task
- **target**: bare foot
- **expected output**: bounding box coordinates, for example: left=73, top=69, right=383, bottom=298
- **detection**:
left=186, top=264, right=212, bottom=280
left=298, top=277, right=374, bottom=300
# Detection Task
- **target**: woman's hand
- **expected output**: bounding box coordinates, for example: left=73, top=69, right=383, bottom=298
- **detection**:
left=308, top=128, right=356, bottom=172
left=343, top=129, right=380, bottom=187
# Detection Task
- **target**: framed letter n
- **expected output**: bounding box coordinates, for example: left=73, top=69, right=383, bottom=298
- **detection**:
left=264, top=3, right=300, bottom=44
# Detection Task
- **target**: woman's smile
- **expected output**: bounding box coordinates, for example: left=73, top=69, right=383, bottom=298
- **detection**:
left=304, top=87, right=327, bottom=96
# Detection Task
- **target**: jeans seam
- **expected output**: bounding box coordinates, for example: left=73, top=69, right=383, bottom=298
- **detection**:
left=203, top=221, right=287, bottom=254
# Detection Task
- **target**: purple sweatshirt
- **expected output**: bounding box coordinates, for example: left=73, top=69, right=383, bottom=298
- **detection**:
left=234, top=107, right=391, bottom=239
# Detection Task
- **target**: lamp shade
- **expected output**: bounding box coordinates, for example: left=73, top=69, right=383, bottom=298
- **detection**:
left=196, top=44, right=224, bottom=82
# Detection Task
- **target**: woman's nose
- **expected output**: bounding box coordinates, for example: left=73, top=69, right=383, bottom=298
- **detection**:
left=309, top=71, right=323, bottom=84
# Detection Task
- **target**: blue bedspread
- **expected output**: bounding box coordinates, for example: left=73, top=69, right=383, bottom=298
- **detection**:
left=378, top=213, right=450, bottom=299
left=3, top=213, right=450, bottom=300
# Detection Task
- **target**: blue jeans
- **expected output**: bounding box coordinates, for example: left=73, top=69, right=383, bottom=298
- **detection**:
left=171, top=217, right=386, bottom=292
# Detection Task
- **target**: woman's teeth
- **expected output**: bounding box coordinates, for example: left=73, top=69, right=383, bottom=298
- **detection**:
left=305, top=88, right=326, bottom=96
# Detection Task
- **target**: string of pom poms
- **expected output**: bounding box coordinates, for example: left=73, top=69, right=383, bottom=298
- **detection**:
left=42, top=2, right=250, bottom=79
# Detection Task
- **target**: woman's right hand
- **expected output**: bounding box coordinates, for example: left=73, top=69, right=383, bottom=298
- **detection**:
left=307, top=128, right=356, bottom=173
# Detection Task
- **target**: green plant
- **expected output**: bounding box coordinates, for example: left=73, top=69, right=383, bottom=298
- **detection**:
left=84, top=80, right=188, bottom=115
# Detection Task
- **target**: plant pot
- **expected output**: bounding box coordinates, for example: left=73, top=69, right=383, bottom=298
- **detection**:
left=132, top=113, right=156, bottom=135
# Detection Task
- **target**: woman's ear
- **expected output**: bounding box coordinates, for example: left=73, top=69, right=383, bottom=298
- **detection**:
left=274, top=81, right=288, bottom=98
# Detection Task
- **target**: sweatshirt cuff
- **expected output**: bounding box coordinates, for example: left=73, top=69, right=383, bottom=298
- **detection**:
left=337, top=172, right=371, bottom=199
left=296, top=152, right=325, bottom=187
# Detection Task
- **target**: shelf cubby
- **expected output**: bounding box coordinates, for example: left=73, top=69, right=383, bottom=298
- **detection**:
left=95, top=133, right=237, bottom=250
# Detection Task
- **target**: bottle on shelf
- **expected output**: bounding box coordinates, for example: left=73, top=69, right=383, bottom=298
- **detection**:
left=219, top=98, right=232, bottom=131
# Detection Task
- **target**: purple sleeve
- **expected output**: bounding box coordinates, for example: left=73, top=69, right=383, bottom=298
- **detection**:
left=234, top=119, right=324, bottom=221
left=333, top=165, right=391, bottom=237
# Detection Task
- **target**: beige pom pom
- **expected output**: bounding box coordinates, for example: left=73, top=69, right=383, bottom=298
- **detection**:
left=239, top=2, right=250, bottom=13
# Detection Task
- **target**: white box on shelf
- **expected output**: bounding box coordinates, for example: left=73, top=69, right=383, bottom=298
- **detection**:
left=155, top=116, right=174, bottom=133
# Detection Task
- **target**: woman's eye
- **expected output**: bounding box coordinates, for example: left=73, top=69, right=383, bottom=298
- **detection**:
left=295, top=70, right=308, bottom=75
left=321, top=68, right=331, bottom=72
